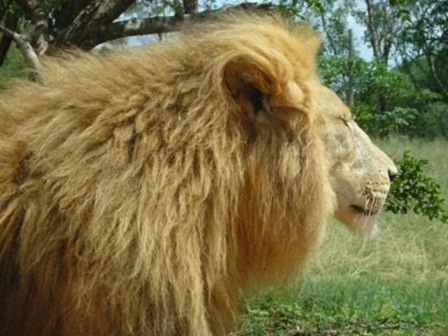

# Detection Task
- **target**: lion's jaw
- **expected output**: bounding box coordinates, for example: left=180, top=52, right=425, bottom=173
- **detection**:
left=316, top=87, right=398, bottom=236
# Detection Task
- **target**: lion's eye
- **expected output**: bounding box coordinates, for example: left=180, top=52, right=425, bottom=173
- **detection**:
left=341, top=118, right=350, bottom=127
left=248, top=87, right=265, bottom=117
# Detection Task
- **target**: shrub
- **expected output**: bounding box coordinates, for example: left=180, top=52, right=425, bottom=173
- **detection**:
left=386, top=150, right=448, bottom=224
left=413, top=102, right=448, bottom=139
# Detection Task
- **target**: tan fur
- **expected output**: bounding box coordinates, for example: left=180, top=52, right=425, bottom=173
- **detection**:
left=0, top=13, right=336, bottom=335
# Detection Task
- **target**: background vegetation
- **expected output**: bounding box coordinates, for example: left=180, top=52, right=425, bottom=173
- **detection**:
left=1, top=0, right=447, bottom=334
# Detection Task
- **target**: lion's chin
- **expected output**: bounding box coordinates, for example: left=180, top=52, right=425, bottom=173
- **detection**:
left=334, top=207, right=380, bottom=237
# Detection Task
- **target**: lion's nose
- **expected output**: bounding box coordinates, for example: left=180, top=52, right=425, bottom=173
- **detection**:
left=388, top=167, right=398, bottom=182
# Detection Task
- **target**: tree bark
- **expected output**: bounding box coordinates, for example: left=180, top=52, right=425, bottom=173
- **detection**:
left=418, top=29, right=448, bottom=101
left=92, top=15, right=191, bottom=46
left=319, top=12, right=338, bottom=55
left=364, top=0, right=379, bottom=59
left=364, top=0, right=389, bottom=113
left=2, top=0, right=274, bottom=57
left=346, top=29, right=354, bottom=106
left=54, top=0, right=93, bottom=30
left=183, top=0, right=197, bottom=15
left=56, top=0, right=134, bottom=49
left=58, top=1, right=273, bottom=50
left=14, top=0, right=50, bottom=55
left=424, top=48, right=448, bottom=101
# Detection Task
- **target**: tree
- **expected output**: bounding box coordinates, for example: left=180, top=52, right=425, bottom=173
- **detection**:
left=353, top=0, right=406, bottom=66
left=352, top=0, right=407, bottom=113
left=280, top=0, right=356, bottom=104
left=397, top=0, right=448, bottom=101
left=315, top=0, right=351, bottom=57
left=0, top=0, right=282, bottom=66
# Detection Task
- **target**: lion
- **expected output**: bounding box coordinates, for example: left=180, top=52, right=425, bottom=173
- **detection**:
left=0, top=13, right=396, bottom=336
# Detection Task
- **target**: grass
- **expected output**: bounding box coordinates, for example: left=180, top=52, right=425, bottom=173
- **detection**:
left=0, top=48, right=28, bottom=89
left=235, top=138, right=448, bottom=335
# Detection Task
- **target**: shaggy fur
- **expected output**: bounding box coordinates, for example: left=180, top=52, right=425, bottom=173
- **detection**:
left=0, top=13, right=335, bottom=336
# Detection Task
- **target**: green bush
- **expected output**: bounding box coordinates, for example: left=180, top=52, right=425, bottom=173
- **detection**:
left=413, top=102, right=448, bottom=139
left=356, top=106, right=419, bottom=137
left=318, top=55, right=447, bottom=139
left=386, top=150, right=448, bottom=223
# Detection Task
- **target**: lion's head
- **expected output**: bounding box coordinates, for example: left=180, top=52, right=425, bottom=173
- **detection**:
left=314, top=86, right=397, bottom=236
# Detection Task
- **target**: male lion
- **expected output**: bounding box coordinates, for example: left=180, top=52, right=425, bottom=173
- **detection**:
left=0, top=13, right=396, bottom=336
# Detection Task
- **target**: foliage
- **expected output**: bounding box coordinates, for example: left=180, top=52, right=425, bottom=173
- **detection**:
left=356, top=106, right=418, bottom=137
left=397, top=0, right=448, bottom=101
left=413, top=102, right=448, bottom=139
left=386, top=150, right=448, bottom=224
left=352, top=0, right=405, bottom=65
left=315, top=0, right=447, bottom=139
left=318, top=55, right=445, bottom=138
left=319, top=57, right=418, bottom=109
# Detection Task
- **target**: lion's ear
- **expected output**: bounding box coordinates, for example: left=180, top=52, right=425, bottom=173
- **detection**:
left=224, top=55, right=280, bottom=117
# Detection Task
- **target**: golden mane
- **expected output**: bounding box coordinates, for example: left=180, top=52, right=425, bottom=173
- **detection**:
left=0, top=12, right=334, bottom=336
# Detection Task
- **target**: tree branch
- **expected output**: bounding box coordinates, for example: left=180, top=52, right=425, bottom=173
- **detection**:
left=319, top=12, right=338, bottom=55
left=88, top=2, right=275, bottom=48
left=14, top=0, right=49, bottom=55
left=183, top=0, right=197, bottom=15
left=57, top=0, right=135, bottom=48
left=421, top=32, right=448, bottom=100
left=0, top=24, right=46, bottom=84
left=94, top=15, right=188, bottom=46
left=56, top=0, right=102, bottom=46
left=364, top=0, right=379, bottom=59
left=1, top=0, right=14, bottom=22
left=54, top=0, right=93, bottom=30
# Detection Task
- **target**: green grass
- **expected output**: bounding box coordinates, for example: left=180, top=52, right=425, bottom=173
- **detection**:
left=236, top=138, right=448, bottom=335
left=0, top=48, right=28, bottom=89
left=236, top=280, right=447, bottom=335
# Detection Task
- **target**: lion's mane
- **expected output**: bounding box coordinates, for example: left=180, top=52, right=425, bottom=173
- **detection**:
left=0, top=13, right=334, bottom=336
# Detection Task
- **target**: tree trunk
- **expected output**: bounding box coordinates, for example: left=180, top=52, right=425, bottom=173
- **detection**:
left=0, top=12, right=18, bottom=66
left=56, top=0, right=135, bottom=50
left=319, top=12, right=338, bottom=55
left=183, top=0, right=198, bottom=15
left=346, top=28, right=354, bottom=106
left=54, top=0, right=93, bottom=30
left=364, top=0, right=379, bottom=59
left=15, top=0, right=50, bottom=55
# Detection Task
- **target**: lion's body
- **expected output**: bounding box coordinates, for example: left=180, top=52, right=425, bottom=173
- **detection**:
left=0, top=14, right=336, bottom=335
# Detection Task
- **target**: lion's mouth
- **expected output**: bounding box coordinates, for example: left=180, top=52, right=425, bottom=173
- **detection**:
left=350, top=204, right=379, bottom=216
